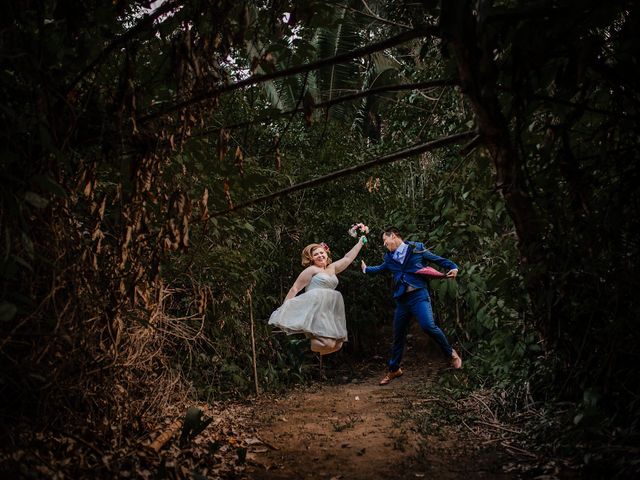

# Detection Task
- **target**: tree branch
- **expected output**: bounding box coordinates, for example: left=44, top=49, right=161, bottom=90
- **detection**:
left=64, top=0, right=183, bottom=96
left=211, top=129, right=476, bottom=217
left=324, top=0, right=413, bottom=30
left=193, top=78, right=457, bottom=139
left=321, top=78, right=457, bottom=109
left=139, top=26, right=437, bottom=122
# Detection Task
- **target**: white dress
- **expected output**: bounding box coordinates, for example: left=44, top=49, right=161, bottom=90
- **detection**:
left=268, top=272, right=348, bottom=341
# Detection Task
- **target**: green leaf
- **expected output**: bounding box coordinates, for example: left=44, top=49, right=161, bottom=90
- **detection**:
left=0, top=302, right=17, bottom=322
left=32, top=174, right=66, bottom=197
left=24, top=191, right=49, bottom=208
left=12, top=254, right=33, bottom=271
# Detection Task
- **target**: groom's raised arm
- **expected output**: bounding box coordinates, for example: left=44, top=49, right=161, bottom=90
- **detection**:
left=361, top=259, right=388, bottom=275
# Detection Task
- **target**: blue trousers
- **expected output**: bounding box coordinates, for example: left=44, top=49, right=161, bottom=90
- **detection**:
left=388, top=288, right=453, bottom=372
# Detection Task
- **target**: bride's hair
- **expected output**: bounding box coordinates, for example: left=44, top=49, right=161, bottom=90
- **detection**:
left=301, top=243, right=333, bottom=267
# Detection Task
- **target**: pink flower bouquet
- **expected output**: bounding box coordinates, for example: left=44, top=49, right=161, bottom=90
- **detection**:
left=348, top=223, right=370, bottom=238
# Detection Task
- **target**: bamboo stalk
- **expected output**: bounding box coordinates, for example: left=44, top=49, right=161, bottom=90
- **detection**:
left=248, top=290, right=260, bottom=396
left=148, top=418, right=182, bottom=452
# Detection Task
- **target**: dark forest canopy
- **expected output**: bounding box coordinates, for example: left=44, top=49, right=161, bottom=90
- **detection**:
left=1, top=0, right=639, bottom=477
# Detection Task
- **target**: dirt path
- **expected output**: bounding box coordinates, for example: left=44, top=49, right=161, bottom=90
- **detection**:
left=240, top=330, right=519, bottom=480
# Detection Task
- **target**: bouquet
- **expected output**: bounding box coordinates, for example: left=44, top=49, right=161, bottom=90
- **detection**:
left=348, top=223, right=369, bottom=245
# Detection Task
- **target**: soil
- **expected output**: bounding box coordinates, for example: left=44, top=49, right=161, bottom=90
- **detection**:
left=238, top=326, right=523, bottom=480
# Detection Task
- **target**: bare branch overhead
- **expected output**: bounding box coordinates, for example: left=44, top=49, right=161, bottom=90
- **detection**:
left=64, top=0, right=184, bottom=96
left=140, top=26, right=438, bottom=123
left=194, top=78, right=458, bottom=139
left=212, top=129, right=477, bottom=217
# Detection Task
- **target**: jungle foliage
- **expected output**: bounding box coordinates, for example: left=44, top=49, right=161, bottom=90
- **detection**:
left=1, top=0, right=638, bottom=477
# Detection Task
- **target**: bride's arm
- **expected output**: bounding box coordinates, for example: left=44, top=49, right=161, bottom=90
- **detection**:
left=331, top=237, right=366, bottom=275
left=284, top=267, right=318, bottom=301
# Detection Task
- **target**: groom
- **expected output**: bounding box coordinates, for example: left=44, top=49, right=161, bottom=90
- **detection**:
left=361, top=226, right=462, bottom=385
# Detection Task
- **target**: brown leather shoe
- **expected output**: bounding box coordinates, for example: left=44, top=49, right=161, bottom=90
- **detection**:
left=451, top=349, right=462, bottom=369
left=379, top=368, right=403, bottom=385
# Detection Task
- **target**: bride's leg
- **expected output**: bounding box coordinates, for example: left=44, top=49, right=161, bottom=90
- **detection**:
left=310, top=337, right=343, bottom=355
left=310, top=337, right=333, bottom=353
left=324, top=339, right=343, bottom=355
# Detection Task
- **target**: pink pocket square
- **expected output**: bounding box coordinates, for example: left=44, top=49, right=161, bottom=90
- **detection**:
left=415, top=266, right=448, bottom=279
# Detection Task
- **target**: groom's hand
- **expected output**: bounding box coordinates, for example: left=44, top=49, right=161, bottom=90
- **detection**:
left=361, top=260, right=367, bottom=273
left=446, top=268, right=458, bottom=278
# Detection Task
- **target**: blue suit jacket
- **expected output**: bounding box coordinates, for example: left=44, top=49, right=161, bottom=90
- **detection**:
left=365, top=241, right=458, bottom=299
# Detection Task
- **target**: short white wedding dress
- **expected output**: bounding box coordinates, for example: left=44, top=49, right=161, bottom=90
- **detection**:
left=268, top=272, right=348, bottom=341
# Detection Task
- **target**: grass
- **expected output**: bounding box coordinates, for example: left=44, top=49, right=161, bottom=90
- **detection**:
left=331, top=414, right=362, bottom=432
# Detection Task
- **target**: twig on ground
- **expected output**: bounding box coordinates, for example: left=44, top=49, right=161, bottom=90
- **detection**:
left=470, top=393, right=498, bottom=422
left=501, top=442, right=537, bottom=458
left=474, top=420, right=522, bottom=435
left=460, top=418, right=479, bottom=436
left=255, top=434, right=279, bottom=451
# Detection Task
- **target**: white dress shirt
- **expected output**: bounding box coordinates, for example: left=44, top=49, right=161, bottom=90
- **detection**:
left=393, top=242, right=409, bottom=263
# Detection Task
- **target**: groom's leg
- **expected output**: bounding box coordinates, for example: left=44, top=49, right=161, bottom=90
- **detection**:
left=411, top=290, right=453, bottom=357
left=389, top=301, right=411, bottom=371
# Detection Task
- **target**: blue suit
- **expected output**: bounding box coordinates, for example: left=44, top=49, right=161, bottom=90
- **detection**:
left=365, top=242, right=458, bottom=372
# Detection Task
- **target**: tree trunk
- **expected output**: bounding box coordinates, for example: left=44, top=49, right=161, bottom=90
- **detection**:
left=441, top=0, right=555, bottom=342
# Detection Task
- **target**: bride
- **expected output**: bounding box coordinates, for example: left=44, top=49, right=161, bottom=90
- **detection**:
left=269, top=235, right=367, bottom=355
